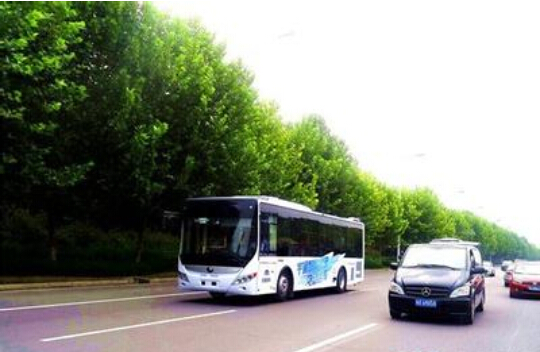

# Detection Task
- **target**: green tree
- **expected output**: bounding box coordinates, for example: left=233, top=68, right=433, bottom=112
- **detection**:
left=350, top=172, right=391, bottom=249
left=2, top=1, right=538, bottom=275
left=402, top=188, right=455, bottom=245
left=239, top=102, right=318, bottom=205
left=288, top=115, right=358, bottom=211
left=0, top=2, right=90, bottom=261
left=68, top=2, right=174, bottom=262
left=377, top=187, right=408, bottom=254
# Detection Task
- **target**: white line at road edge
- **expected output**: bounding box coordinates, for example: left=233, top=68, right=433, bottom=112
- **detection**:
left=352, top=288, right=380, bottom=293
left=289, top=323, right=378, bottom=352
left=0, top=292, right=203, bottom=312
left=41, top=309, right=236, bottom=342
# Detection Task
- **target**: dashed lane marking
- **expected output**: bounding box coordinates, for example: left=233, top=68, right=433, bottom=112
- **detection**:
left=0, top=292, right=204, bottom=312
left=41, top=309, right=237, bottom=342
left=288, top=323, right=379, bottom=352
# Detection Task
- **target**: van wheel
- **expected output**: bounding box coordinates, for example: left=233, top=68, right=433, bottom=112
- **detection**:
left=462, top=301, right=475, bottom=324
left=476, top=291, right=485, bottom=312
left=390, top=309, right=401, bottom=320
left=276, top=271, right=293, bottom=301
left=335, top=268, right=347, bottom=293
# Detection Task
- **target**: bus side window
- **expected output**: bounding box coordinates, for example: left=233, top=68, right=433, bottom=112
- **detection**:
left=268, top=216, right=277, bottom=254
left=260, top=215, right=270, bottom=255
left=260, top=213, right=277, bottom=256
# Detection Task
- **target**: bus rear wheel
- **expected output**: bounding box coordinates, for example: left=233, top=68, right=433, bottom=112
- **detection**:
left=335, top=267, right=347, bottom=293
left=276, top=271, right=293, bottom=301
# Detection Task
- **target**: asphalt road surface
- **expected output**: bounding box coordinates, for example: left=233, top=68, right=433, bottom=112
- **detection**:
left=1, top=269, right=539, bottom=352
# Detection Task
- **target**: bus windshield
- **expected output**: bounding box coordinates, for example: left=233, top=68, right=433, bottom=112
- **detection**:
left=180, top=199, right=257, bottom=267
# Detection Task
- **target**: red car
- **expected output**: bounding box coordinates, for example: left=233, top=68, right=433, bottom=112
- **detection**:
left=509, top=262, right=540, bottom=298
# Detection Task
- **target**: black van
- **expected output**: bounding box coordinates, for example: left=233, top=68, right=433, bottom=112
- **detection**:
left=388, top=240, right=486, bottom=324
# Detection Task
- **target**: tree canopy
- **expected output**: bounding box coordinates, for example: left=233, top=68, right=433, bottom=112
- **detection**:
left=1, top=1, right=538, bottom=274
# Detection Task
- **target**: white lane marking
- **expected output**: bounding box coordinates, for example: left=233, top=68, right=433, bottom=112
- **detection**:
left=0, top=292, right=204, bottom=312
left=352, top=287, right=380, bottom=293
left=41, top=309, right=236, bottom=342
left=289, top=323, right=378, bottom=352
left=0, top=282, right=175, bottom=294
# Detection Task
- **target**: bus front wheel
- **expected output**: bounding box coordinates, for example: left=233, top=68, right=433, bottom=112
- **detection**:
left=276, top=271, right=293, bottom=301
left=335, top=267, right=347, bottom=293
left=209, top=292, right=226, bottom=300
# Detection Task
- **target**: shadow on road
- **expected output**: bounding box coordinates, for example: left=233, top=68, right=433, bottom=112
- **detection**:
left=509, top=295, right=540, bottom=301
left=177, top=288, right=354, bottom=307
left=391, top=312, right=485, bottom=327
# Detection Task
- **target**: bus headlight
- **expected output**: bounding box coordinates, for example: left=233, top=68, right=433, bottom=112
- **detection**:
left=389, top=282, right=404, bottom=295
left=178, top=271, right=189, bottom=282
left=450, top=284, right=471, bottom=298
left=233, top=272, right=257, bottom=285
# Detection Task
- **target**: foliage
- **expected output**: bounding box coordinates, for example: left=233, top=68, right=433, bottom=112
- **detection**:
left=1, top=1, right=538, bottom=275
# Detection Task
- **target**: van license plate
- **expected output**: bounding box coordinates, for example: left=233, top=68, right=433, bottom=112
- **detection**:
left=415, top=298, right=437, bottom=308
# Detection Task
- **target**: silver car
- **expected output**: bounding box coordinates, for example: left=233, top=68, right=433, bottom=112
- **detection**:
left=483, top=261, right=495, bottom=277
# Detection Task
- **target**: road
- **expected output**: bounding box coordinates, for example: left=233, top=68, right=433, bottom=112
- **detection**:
left=0, top=269, right=539, bottom=352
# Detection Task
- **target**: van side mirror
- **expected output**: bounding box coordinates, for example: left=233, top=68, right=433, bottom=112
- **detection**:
left=390, top=262, right=399, bottom=270
left=471, top=266, right=486, bottom=275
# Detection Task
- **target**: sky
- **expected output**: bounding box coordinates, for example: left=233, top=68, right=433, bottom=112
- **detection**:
left=153, top=0, right=540, bottom=246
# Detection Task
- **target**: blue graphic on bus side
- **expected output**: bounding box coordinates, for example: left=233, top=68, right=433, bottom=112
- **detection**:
left=297, top=252, right=345, bottom=286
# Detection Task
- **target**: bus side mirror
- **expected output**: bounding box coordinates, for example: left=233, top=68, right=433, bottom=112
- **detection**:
left=162, top=211, right=181, bottom=233
left=390, top=262, right=399, bottom=270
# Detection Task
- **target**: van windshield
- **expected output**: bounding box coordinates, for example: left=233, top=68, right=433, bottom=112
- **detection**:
left=401, top=246, right=467, bottom=270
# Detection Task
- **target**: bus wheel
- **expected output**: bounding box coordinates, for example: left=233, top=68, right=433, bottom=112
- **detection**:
left=276, top=271, right=293, bottom=301
left=209, top=292, right=226, bottom=300
left=335, top=267, right=347, bottom=293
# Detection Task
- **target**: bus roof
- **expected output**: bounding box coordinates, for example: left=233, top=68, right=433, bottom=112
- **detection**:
left=187, top=196, right=364, bottom=228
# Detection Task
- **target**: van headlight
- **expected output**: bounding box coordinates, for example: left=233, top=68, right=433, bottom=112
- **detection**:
left=389, top=282, right=404, bottom=295
left=450, top=284, right=471, bottom=298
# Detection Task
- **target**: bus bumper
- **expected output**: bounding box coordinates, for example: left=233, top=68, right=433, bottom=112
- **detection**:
left=178, top=273, right=259, bottom=296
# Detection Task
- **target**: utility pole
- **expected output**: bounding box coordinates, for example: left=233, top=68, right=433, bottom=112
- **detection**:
left=397, top=234, right=401, bottom=262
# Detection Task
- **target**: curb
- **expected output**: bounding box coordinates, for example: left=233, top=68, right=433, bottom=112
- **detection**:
left=0, top=269, right=389, bottom=292
left=0, top=276, right=177, bottom=292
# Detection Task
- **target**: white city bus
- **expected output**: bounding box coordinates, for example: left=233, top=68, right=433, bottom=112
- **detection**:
left=177, top=196, right=365, bottom=300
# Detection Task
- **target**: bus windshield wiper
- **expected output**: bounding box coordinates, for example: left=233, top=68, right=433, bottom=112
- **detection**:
left=213, top=250, right=245, bottom=265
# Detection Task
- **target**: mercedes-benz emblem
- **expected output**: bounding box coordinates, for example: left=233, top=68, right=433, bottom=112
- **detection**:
left=421, top=287, right=432, bottom=297
left=206, top=267, right=214, bottom=273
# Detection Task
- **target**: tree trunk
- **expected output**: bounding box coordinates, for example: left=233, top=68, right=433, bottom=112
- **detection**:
left=47, top=212, right=57, bottom=262
left=135, top=229, right=143, bottom=264
left=135, top=214, right=148, bottom=264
